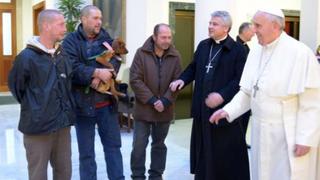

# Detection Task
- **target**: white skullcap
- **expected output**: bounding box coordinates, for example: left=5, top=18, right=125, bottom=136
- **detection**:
left=258, top=7, right=285, bottom=18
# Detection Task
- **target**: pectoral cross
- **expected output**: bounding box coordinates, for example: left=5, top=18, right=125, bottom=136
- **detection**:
left=206, top=62, right=213, bottom=73
left=253, top=83, right=259, bottom=98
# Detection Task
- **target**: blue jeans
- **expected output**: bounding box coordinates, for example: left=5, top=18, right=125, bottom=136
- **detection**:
left=75, top=105, right=124, bottom=180
left=130, top=120, right=170, bottom=180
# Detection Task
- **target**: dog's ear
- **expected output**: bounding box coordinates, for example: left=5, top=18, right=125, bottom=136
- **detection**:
left=112, top=38, right=120, bottom=50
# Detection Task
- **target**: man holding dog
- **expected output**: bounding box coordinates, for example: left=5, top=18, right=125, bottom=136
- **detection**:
left=62, top=5, right=124, bottom=180
left=129, top=23, right=182, bottom=180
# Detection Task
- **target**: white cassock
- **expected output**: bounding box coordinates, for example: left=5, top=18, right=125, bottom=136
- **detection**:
left=223, top=32, right=320, bottom=180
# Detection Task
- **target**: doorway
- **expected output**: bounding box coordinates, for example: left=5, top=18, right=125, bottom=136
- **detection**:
left=33, top=1, right=45, bottom=36
left=169, top=2, right=194, bottom=119
left=0, top=0, right=16, bottom=92
left=283, top=10, right=300, bottom=40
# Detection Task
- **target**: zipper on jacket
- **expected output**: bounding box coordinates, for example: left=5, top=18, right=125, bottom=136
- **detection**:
left=156, top=56, right=162, bottom=96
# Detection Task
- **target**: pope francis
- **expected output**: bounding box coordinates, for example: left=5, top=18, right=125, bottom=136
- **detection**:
left=209, top=8, right=320, bottom=180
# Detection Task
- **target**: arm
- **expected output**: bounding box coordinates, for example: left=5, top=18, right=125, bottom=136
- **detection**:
left=161, top=57, right=183, bottom=107
left=8, top=54, right=30, bottom=103
left=218, top=48, right=247, bottom=102
left=209, top=88, right=251, bottom=124
left=62, top=34, right=95, bottom=86
left=179, top=47, right=199, bottom=87
left=129, top=51, right=156, bottom=105
left=170, top=46, right=200, bottom=92
left=223, top=88, right=251, bottom=122
left=295, top=88, right=320, bottom=147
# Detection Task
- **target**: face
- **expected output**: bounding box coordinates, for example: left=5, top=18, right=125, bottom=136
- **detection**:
left=242, top=26, right=255, bottom=42
left=47, top=14, right=66, bottom=42
left=153, top=26, right=172, bottom=51
left=252, top=12, right=279, bottom=45
left=82, top=9, right=102, bottom=37
left=208, top=16, right=229, bottom=40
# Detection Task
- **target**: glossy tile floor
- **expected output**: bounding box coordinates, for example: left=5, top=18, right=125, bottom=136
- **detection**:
left=0, top=104, right=194, bottom=180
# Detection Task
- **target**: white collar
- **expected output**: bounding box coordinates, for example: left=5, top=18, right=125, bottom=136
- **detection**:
left=214, top=35, right=228, bottom=44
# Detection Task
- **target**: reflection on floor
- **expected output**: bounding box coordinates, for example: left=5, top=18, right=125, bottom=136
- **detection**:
left=0, top=104, right=194, bottom=180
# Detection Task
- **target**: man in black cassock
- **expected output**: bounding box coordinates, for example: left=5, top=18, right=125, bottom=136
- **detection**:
left=170, top=11, right=250, bottom=180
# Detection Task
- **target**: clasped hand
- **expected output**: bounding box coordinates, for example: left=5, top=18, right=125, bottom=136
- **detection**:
left=205, top=92, right=224, bottom=109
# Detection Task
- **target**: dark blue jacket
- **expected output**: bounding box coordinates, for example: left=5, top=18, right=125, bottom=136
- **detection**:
left=62, top=24, right=117, bottom=117
left=8, top=45, right=75, bottom=135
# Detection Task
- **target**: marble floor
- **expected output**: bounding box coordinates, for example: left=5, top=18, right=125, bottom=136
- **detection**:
left=0, top=104, right=194, bottom=180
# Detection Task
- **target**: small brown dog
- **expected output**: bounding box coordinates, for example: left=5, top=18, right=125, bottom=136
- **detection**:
left=95, top=38, right=128, bottom=99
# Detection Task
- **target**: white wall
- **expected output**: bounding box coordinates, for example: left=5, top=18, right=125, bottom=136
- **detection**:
left=300, top=0, right=320, bottom=51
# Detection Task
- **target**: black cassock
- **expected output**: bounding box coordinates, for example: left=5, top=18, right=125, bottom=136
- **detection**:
left=179, top=36, right=250, bottom=180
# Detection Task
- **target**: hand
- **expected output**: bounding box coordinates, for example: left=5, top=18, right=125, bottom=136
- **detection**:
left=294, top=144, right=311, bottom=157
left=209, top=109, right=229, bottom=124
left=169, top=79, right=184, bottom=92
left=90, top=78, right=101, bottom=89
left=205, top=92, right=224, bottom=108
left=154, top=100, right=164, bottom=112
left=94, top=68, right=114, bottom=83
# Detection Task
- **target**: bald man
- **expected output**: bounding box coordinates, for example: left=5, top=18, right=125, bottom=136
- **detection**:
left=8, top=9, right=74, bottom=180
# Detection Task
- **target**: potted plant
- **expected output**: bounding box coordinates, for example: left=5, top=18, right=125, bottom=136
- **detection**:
left=57, top=0, right=84, bottom=32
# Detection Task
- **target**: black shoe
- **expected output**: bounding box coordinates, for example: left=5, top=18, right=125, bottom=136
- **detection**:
left=246, top=144, right=251, bottom=149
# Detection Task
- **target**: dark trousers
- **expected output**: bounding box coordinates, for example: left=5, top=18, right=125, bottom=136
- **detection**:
left=23, top=127, right=71, bottom=180
left=75, top=105, right=124, bottom=180
left=130, top=120, right=170, bottom=180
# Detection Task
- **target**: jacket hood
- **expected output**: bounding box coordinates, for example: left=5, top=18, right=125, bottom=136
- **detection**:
left=27, top=36, right=57, bottom=55
left=141, top=36, right=179, bottom=57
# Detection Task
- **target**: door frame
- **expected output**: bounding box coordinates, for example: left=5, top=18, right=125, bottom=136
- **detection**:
left=33, top=1, right=45, bottom=35
left=0, top=0, right=16, bottom=92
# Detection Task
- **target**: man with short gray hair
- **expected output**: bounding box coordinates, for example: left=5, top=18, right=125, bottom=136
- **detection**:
left=170, top=10, right=249, bottom=179
left=210, top=8, right=320, bottom=180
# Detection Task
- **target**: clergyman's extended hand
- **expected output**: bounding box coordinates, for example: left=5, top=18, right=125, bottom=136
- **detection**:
left=209, top=109, right=229, bottom=124
left=169, top=79, right=184, bottom=92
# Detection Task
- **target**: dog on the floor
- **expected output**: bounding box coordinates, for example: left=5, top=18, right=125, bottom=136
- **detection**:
left=94, top=38, right=128, bottom=99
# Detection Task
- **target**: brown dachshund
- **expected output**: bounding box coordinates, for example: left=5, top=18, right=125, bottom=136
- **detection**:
left=95, top=38, right=128, bottom=99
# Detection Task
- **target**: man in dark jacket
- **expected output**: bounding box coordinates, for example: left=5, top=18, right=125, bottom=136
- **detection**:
left=170, top=11, right=250, bottom=180
left=130, top=23, right=182, bottom=180
left=62, top=5, right=124, bottom=180
left=8, top=9, right=74, bottom=180
left=236, top=22, right=255, bottom=55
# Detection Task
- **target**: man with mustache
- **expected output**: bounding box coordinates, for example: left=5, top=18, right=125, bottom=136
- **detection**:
left=62, top=5, right=124, bottom=180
